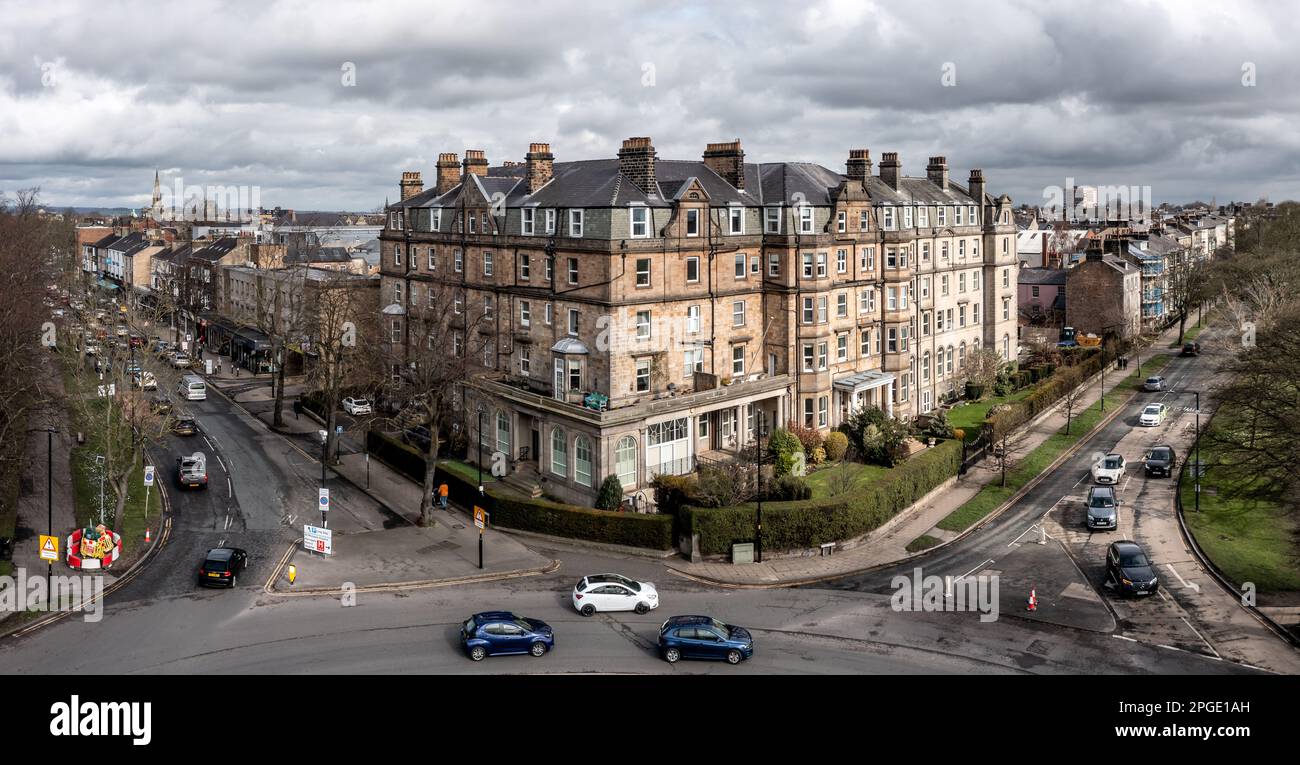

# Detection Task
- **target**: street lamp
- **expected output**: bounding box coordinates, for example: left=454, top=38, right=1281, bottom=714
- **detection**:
left=26, top=427, right=57, bottom=601
left=754, top=412, right=767, bottom=564
left=476, top=404, right=487, bottom=496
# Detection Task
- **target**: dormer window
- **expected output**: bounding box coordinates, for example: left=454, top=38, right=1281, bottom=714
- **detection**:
left=545, top=209, right=556, bottom=234
left=799, top=207, right=813, bottom=234
left=630, top=206, right=650, bottom=238
left=521, top=209, right=535, bottom=236
left=729, top=206, right=744, bottom=235
left=882, top=207, right=895, bottom=230
left=686, top=209, right=700, bottom=237
left=764, top=206, right=781, bottom=234
left=569, top=209, right=584, bottom=237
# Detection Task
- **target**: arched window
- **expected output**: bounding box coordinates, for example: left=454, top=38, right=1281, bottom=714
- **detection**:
left=496, top=411, right=510, bottom=455
left=615, top=436, right=637, bottom=488
left=574, top=436, right=592, bottom=487
left=550, top=428, right=567, bottom=477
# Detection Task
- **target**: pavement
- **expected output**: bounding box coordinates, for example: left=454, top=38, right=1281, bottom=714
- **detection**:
left=670, top=322, right=1191, bottom=588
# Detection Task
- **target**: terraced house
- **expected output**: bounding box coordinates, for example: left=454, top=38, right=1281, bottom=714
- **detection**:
left=379, top=138, right=1016, bottom=505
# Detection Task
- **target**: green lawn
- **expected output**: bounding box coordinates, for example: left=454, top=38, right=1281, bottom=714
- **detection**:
left=930, top=354, right=1175, bottom=536
left=437, top=458, right=497, bottom=485
left=804, top=461, right=889, bottom=499
left=906, top=534, right=942, bottom=553
left=1182, top=437, right=1300, bottom=594
left=946, top=386, right=1036, bottom=442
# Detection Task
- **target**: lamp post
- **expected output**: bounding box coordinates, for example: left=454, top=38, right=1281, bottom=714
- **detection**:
left=477, top=405, right=486, bottom=496
left=1193, top=390, right=1201, bottom=513
left=755, top=413, right=766, bottom=564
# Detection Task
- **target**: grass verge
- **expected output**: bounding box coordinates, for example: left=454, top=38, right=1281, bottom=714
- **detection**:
left=932, top=353, right=1174, bottom=535
left=906, top=534, right=942, bottom=553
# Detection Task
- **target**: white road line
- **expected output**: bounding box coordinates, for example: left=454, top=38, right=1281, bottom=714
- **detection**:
left=1009, top=525, right=1049, bottom=547
left=1165, top=563, right=1201, bottom=593
left=226, top=477, right=232, bottom=497
left=956, top=558, right=994, bottom=582
left=1157, top=644, right=1185, bottom=653
left=1112, top=634, right=1138, bottom=643
left=1072, top=471, right=1091, bottom=488
left=217, top=537, right=226, bottom=547
left=202, top=436, right=214, bottom=450
left=223, top=514, right=231, bottom=530
left=216, top=454, right=227, bottom=472
left=1179, top=616, right=1220, bottom=658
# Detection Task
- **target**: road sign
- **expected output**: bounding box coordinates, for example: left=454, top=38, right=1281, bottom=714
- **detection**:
left=318, top=488, right=330, bottom=513
left=143, top=465, right=155, bottom=487
left=304, top=524, right=333, bottom=555
left=336, top=425, right=343, bottom=435
left=39, top=535, right=59, bottom=562
left=473, top=505, right=487, bottom=530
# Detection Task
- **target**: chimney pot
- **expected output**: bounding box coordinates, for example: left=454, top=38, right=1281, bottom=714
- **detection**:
left=879, top=152, right=901, bottom=191
left=526, top=141, right=555, bottom=194
left=463, top=150, right=489, bottom=177
left=618, top=136, right=657, bottom=195
left=435, top=153, right=461, bottom=195
left=926, top=156, right=949, bottom=191
left=845, top=149, right=872, bottom=181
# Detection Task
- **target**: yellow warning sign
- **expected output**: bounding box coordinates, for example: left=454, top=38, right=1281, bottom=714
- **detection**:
left=39, top=535, right=59, bottom=562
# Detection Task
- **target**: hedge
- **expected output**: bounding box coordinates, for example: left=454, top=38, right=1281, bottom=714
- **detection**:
left=681, top=438, right=962, bottom=555
left=366, top=429, right=673, bottom=549
left=984, top=340, right=1132, bottom=442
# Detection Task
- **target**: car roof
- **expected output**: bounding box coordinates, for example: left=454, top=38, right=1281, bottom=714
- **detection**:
left=1111, top=540, right=1143, bottom=553
left=663, top=615, right=714, bottom=627
left=204, top=547, right=240, bottom=560
left=472, top=611, right=518, bottom=624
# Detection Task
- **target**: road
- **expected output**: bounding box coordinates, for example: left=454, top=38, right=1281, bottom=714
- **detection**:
left=0, top=324, right=1288, bottom=674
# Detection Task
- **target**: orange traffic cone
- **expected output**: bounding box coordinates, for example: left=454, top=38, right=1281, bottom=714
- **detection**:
left=1027, top=587, right=1037, bottom=612
left=145, top=527, right=151, bottom=543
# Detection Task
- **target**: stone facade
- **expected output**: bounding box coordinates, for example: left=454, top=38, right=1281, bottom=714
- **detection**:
left=379, top=138, right=1017, bottom=504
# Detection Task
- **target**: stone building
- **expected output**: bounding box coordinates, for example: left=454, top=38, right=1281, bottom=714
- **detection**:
left=378, top=138, right=1017, bottom=505
left=1065, top=249, right=1141, bottom=341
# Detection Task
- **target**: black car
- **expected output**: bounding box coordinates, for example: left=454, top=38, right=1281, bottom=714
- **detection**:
left=172, top=416, right=199, bottom=436
left=402, top=425, right=432, bottom=452
left=1181, top=342, right=1200, bottom=357
left=197, top=547, right=248, bottom=588
left=1144, top=444, right=1176, bottom=477
left=150, top=395, right=173, bottom=416
left=1106, top=540, right=1159, bottom=596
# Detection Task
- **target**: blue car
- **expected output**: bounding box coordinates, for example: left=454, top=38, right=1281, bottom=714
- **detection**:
left=461, top=611, right=554, bottom=662
left=658, top=615, right=754, bottom=665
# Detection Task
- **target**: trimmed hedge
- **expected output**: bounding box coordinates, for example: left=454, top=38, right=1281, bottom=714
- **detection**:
left=367, top=429, right=673, bottom=549
left=490, top=494, right=673, bottom=550
left=984, top=340, right=1132, bottom=442
left=681, top=438, right=962, bottom=555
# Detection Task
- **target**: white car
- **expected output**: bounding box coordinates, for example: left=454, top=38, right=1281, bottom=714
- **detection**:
left=572, top=573, right=659, bottom=616
left=1091, top=453, right=1126, bottom=485
left=170, top=353, right=191, bottom=369
left=342, top=397, right=372, bottom=416
left=135, top=371, right=157, bottom=391
left=1139, top=403, right=1169, bottom=427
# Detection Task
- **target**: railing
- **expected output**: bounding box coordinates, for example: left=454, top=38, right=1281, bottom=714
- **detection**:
left=650, top=456, right=695, bottom=477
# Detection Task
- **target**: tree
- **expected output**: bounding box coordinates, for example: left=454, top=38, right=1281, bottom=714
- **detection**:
left=1059, top=380, right=1088, bottom=436
left=989, top=427, right=1031, bottom=488
left=959, top=347, right=1004, bottom=396
left=1166, top=255, right=1211, bottom=345
left=595, top=475, right=624, bottom=511
left=384, top=282, right=492, bottom=527
left=302, top=269, right=379, bottom=471
left=254, top=267, right=308, bottom=429
left=691, top=462, right=756, bottom=508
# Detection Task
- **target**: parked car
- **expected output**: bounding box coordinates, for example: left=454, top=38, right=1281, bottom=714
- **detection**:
left=134, top=371, right=157, bottom=390
left=1181, top=342, right=1200, bottom=357
left=1091, top=453, right=1126, bottom=485
left=1143, top=375, right=1166, bottom=392
left=197, top=547, right=248, bottom=588
left=177, top=452, right=208, bottom=490
left=460, top=612, right=554, bottom=661
left=172, top=416, right=199, bottom=436
left=572, top=573, right=659, bottom=616
left=1143, top=444, right=1176, bottom=477
left=658, top=615, right=754, bottom=664
left=402, top=425, right=432, bottom=452
left=83, top=343, right=100, bottom=357
left=170, top=353, right=192, bottom=369
left=1085, top=485, right=1119, bottom=531
left=1106, top=540, right=1159, bottom=596
left=342, top=397, right=372, bottom=416
left=150, top=395, right=173, bottom=416
left=1139, top=403, right=1169, bottom=427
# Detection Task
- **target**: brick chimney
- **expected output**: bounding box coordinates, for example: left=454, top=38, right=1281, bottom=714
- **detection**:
left=926, top=156, right=948, bottom=191
left=968, top=168, right=986, bottom=212
left=436, top=153, right=461, bottom=195
left=879, top=152, right=901, bottom=191
left=526, top=143, right=554, bottom=194
left=845, top=149, right=872, bottom=181
left=463, top=149, right=489, bottom=177
left=618, top=137, right=657, bottom=195
left=703, top=139, right=745, bottom=190
left=399, top=171, right=423, bottom=201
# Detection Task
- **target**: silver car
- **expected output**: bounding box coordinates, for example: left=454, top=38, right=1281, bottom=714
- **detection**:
left=1143, top=375, right=1165, bottom=392
left=1086, top=486, right=1119, bottom=530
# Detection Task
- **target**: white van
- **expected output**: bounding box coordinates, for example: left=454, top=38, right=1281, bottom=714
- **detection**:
left=178, top=374, right=207, bottom=401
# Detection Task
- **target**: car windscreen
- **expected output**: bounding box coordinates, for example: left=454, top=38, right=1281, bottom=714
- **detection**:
left=463, top=618, right=476, bottom=634
left=1120, top=551, right=1149, bottom=567
left=1103, top=457, right=1122, bottom=469
left=1143, top=406, right=1160, bottom=414
left=709, top=618, right=731, bottom=639
left=1089, top=494, right=1114, bottom=508
left=1150, top=448, right=1171, bottom=461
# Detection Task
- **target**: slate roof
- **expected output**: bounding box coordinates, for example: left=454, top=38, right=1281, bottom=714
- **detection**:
left=1018, top=268, right=1068, bottom=286
left=190, top=237, right=239, bottom=262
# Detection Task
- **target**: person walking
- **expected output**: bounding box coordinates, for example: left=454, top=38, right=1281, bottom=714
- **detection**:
left=438, top=482, right=449, bottom=510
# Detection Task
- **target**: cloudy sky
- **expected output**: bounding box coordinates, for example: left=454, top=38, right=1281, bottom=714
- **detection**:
left=1, top=0, right=1297, bottom=212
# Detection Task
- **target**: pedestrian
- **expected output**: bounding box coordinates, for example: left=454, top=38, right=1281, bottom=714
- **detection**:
left=438, top=482, right=449, bottom=510
left=216, top=357, right=222, bottom=374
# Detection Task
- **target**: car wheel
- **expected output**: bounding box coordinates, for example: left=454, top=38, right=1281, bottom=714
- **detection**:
left=664, top=647, right=680, bottom=663
left=470, top=646, right=486, bottom=662
left=726, top=649, right=742, bottom=665
left=634, top=602, right=650, bottom=615
left=530, top=642, right=547, bottom=657
left=580, top=603, right=596, bottom=617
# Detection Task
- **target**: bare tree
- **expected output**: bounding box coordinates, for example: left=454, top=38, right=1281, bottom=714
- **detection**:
left=385, top=282, right=491, bottom=526
left=302, top=269, right=379, bottom=469
left=254, top=267, right=307, bottom=428
left=1166, top=255, right=1211, bottom=345
left=1059, top=381, right=1088, bottom=436
left=988, top=427, right=1032, bottom=488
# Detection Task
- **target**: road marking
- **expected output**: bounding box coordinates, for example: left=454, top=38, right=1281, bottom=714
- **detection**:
left=226, top=476, right=232, bottom=497
left=1157, top=643, right=1185, bottom=653
left=1112, top=634, right=1138, bottom=643
left=1164, top=563, right=1201, bottom=593
left=1179, top=616, right=1220, bottom=658
left=956, top=558, right=994, bottom=582
left=216, top=454, right=227, bottom=472
left=217, top=537, right=226, bottom=547
left=1008, top=525, right=1050, bottom=547
left=1072, top=471, right=1091, bottom=488
left=223, top=514, right=232, bottom=531
left=202, top=435, right=214, bottom=451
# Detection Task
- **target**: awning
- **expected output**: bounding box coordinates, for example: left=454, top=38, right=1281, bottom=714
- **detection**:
left=833, top=369, right=895, bottom=393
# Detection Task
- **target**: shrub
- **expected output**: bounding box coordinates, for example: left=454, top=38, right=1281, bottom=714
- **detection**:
left=785, top=422, right=824, bottom=456
left=823, top=431, right=848, bottom=461
left=810, top=446, right=827, bottom=466
left=650, top=473, right=696, bottom=516
left=693, top=463, right=757, bottom=508
left=682, top=439, right=962, bottom=555
left=845, top=407, right=910, bottom=466
left=767, top=428, right=803, bottom=477
left=766, top=474, right=812, bottom=501
left=919, top=410, right=955, bottom=440
left=490, top=493, right=673, bottom=550
left=595, top=475, right=624, bottom=511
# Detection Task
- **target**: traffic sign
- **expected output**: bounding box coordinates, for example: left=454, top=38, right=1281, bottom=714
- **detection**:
left=335, top=425, right=343, bottom=435
left=143, top=465, right=155, bottom=487
left=39, top=535, right=59, bottom=562
left=304, top=524, right=333, bottom=555
left=473, top=505, right=488, bottom=530
left=318, top=488, right=330, bottom=512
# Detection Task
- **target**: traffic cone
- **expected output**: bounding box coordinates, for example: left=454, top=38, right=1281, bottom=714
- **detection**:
left=144, top=527, right=151, bottom=543
left=1027, top=587, right=1037, bottom=612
